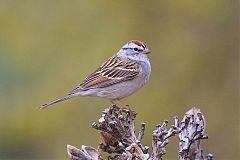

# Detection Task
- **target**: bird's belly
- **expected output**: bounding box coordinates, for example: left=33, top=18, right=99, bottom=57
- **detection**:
left=96, top=83, right=139, bottom=100
left=76, top=82, right=141, bottom=100
left=96, top=75, right=149, bottom=100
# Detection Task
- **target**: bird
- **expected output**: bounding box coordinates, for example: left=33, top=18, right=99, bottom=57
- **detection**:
left=39, top=40, right=151, bottom=109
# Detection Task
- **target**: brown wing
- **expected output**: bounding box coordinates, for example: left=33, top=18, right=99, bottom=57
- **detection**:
left=69, top=56, right=139, bottom=94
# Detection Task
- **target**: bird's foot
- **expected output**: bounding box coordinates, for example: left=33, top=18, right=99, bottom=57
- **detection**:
left=119, top=105, right=131, bottom=112
left=111, top=100, right=131, bottom=112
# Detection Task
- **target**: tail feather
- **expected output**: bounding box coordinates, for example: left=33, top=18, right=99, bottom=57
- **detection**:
left=39, top=94, right=76, bottom=109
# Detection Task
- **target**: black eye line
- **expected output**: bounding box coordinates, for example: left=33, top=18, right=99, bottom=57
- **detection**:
left=122, top=47, right=143, bottom=52
left=135, top=47, right=144, bottom=52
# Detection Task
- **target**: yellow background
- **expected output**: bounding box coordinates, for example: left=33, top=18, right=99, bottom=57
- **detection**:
left=0, top=0, right=238, bottom=159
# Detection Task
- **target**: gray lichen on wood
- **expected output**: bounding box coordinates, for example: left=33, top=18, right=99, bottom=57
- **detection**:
left=92, top=105, right=149, bottom=159
left=67, top=105, right=213, bottom=160
left=178, top=107, right=211, bottom=160
left=67, top=144, right=103, bottom=160
left=151, top=118, right=179, bottom=159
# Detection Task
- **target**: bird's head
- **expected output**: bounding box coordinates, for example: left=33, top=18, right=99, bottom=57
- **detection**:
left=117, top=40, right=151, bottom=62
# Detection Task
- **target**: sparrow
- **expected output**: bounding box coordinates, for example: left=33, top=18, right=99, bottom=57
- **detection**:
left=40, top=40, right=151, bottom=109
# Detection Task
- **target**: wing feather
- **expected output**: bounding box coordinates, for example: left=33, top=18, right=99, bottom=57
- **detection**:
left=69, top=56, right=139, bottom=94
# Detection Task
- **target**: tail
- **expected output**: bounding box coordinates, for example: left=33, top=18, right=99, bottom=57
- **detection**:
left=39, top=94, right=77, bottom=109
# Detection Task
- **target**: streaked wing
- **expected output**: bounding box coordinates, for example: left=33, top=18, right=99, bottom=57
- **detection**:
left=69, top=56, right=139, bottom=94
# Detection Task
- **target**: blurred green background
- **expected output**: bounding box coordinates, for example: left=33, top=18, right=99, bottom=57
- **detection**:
left=0, top=0, right=238, bottom=159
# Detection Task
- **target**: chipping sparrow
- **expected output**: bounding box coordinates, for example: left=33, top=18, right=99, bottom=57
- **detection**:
left=40, top=40, right=151, bottom=109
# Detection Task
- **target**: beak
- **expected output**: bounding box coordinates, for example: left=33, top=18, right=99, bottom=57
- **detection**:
left=143, top=49, right=151, bottom=54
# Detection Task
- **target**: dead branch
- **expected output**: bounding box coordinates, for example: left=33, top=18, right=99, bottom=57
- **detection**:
left=67, top=105, right=213, bottom=160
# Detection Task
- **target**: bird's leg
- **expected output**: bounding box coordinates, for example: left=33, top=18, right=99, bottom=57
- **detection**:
left=111, top=100, right=120, bottom=110
left=118, top=99, right=130, bottom=110
left=111, top=99, right=130, bottom=110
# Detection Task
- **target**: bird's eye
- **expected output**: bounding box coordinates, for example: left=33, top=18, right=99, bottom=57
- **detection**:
left=134, top=48, right=139, bottom=51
